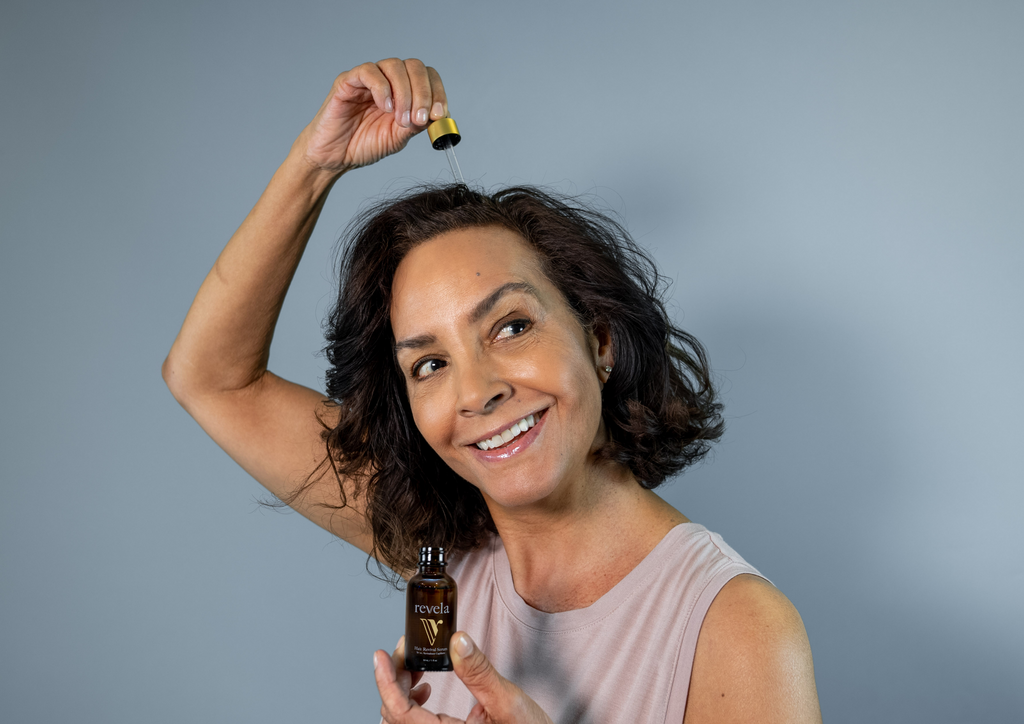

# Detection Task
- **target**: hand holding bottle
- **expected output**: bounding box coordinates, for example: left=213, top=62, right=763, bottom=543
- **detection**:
left=295, top=58, right=449, bottom=176
left=373, top=633, right=554, bottom=724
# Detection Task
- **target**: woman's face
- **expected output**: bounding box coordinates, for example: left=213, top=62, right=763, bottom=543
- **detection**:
left=391, top=225, right=613, bottom=512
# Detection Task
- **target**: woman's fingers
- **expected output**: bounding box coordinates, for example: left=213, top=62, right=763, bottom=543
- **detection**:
left=377, top=58, right=438, bottom=128
left=374, top=642, right=441, bottom=724
left=335, top=58, right=439, bottom=123
left=405, top=58, right=433, bottom=127
left=450, top=632, right=514, bottom=710
left=450, top=633, right=554, bottom=724
left=378, top=57, right=415, bottom=128
left=391, top=636, right=425, bottom=690
left=342, top=62, right=394, bottom=114
left=376, top=58, right=409, bottom=126
left=409, top=682, right=432, bottom=706
left=303, top=58, right=444, bottom=173
left=390, top=635, right=405, bottom=670
left=373, top=649, right=419, bottom=722
left=465, top=704, right=487, bottom=724
left=426, top=66, right=448, bottom=121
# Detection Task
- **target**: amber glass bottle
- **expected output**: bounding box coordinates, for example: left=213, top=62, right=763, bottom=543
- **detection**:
left=405, top=546, right=458, bottom=672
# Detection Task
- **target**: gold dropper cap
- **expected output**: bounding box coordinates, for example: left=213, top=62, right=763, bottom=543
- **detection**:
left=427, top=117, right=461, bottom=150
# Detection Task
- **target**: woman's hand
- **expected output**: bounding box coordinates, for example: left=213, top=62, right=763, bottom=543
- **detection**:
left=373, top=633, right=554, bottom=724
left=296, top=58, right=448, bottom=176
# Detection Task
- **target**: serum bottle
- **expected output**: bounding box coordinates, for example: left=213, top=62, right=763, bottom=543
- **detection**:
left=405, top=546, right=458, bottom=672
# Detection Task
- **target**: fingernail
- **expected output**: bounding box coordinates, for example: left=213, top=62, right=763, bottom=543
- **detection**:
left=415, top=108, right=428, bottom=125
left=431, top=102, right=443, bottom=119
left=401, top=110, right=411, bottom=127
left=373, top=651, right=379, bottom=670
left=384, top=96, right=394, bottom=112
left=455, top=633, right=474, bottom=656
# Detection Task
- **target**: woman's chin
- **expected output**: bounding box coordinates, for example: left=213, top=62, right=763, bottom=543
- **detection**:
left=477, top=474, right=570, bottom=515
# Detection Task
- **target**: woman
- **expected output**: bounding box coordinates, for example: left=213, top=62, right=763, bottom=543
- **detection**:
left=163, top=58, right=822, bottom=723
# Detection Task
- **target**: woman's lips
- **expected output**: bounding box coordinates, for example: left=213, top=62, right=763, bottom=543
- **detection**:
left=472, top=411, right=543, bottom=450
left=469, top=409, right=547, bottom=461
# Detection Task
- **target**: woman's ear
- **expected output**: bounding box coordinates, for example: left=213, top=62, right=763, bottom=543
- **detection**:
left=590, top=322, right=615, bottom=383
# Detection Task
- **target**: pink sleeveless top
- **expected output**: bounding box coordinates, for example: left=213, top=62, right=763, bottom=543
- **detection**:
left=413, top=522, right=764, bottom=723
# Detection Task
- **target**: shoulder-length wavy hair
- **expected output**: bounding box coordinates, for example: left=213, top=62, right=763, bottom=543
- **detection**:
left=297, top=184, right=723, bottom=584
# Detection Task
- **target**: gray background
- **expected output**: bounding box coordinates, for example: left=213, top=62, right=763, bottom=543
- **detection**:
left=2, top=1, right=1021, bottom=722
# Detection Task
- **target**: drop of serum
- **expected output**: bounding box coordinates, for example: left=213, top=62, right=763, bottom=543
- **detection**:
left=405, top=546, right=458, bottom=671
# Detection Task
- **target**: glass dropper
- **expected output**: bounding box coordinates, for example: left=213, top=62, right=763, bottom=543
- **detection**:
left=427, top=117, right=465, bottom=184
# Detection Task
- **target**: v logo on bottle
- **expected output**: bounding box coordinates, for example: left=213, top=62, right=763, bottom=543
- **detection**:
left=420, top=618, right=441, bottom=646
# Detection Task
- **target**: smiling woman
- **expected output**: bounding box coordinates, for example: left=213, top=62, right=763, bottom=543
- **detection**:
left=162, top=58, right=821, bottom=723
left=312, top=187, right=725, bottom=580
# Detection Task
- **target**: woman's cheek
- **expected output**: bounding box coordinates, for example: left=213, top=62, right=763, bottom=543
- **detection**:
left=410, top=393, right=443, bottom=448
left=413, top=391, right=467, bottom=471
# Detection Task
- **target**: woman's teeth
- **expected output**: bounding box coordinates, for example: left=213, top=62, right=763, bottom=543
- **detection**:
left=475, top=414, right=537, bottom=450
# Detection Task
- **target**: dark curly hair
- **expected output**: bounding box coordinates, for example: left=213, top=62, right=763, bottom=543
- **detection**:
left=295, top=184, right=723, bottom=584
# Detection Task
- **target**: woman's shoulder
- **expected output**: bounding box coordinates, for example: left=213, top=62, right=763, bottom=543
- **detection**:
left=699, top=574, right=810, bottom=655
left=683, top=573, right=822, bottom=723
left=648, top=521, right=762, bottom=584
left=653, top=523, right=821, bottom=721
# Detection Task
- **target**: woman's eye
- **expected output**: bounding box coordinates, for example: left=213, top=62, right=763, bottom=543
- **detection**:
left=496, top=319, right=530, bottom=340
left=414, top=359, right=447, bottom=379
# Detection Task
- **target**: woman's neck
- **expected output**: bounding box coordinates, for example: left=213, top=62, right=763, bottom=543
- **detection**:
left=485, top=466, right=689, bottom=613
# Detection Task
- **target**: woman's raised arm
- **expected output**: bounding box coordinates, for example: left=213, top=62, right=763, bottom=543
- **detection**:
left=161, top=60, right=449, bottom=552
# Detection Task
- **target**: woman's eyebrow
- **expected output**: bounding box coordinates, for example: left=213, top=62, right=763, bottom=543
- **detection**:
left=394, top=282, right=539, bottom=353
left=469, top=281, right=540, bottom=324
left=394, top=333, right=437, bottom=353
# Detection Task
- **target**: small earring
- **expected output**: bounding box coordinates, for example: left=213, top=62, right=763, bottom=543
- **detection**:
left=604, top=366, right=612, bottom=373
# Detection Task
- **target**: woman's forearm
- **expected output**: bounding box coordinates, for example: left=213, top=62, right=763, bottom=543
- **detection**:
left=162, top=146, right=342, bottom=399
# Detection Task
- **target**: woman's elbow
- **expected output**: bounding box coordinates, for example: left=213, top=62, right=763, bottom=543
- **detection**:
left=161, top=350, right=196, bottom=408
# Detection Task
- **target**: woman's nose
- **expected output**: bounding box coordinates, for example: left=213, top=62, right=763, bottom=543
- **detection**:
left=455, top=362, right=512, bottom=415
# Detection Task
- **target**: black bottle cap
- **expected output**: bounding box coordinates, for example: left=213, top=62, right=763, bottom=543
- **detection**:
left=419, top=546, right=447, bottom=566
